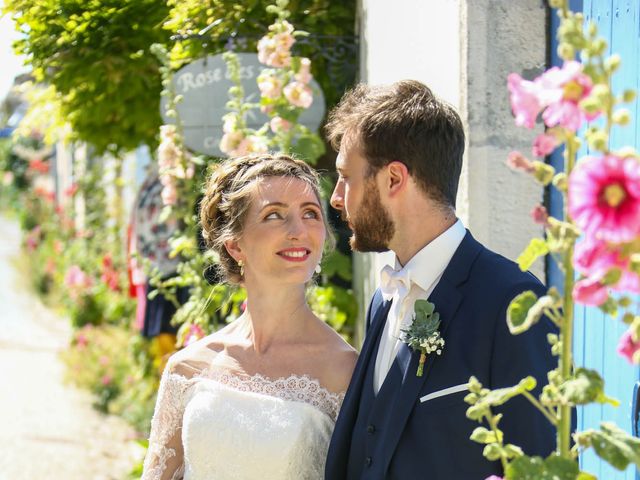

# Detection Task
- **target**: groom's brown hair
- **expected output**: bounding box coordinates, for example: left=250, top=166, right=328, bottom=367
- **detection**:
left=325, top=80, right=465, bottom=208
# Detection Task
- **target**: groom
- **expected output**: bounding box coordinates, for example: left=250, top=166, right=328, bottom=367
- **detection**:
left=324, top=80, right=557, bottom=479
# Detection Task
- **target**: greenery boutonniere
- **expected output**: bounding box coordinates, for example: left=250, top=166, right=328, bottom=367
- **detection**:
left=401, top=299, right=445, bottom=376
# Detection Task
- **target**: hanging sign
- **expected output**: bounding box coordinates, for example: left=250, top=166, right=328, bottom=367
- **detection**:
left=160, top=52, right=326, bottom=157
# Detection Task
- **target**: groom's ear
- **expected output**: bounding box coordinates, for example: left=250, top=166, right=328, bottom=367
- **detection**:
left=386, top=161, right=410, bottom=198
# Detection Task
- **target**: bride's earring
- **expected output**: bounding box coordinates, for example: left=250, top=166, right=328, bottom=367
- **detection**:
left=315, top=263, right=322, bottom=274
left=238, top=259, right=244, bottom=277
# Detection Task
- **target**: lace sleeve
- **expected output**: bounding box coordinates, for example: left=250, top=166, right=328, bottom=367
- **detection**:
left=141, top=367, right=193, bottom=480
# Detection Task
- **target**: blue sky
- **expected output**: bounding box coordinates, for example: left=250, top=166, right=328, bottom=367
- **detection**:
left=1, top=4, right=27, bottom=100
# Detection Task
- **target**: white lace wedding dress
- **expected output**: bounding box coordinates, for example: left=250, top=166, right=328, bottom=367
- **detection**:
left=141, top=365, right=345, bottom=480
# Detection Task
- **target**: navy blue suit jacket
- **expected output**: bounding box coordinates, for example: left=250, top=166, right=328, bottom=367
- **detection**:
left=325, top=231, right=557, bottom=479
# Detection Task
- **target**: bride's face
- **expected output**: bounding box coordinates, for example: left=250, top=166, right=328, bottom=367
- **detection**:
left=236, top=176, right=326, bottom=285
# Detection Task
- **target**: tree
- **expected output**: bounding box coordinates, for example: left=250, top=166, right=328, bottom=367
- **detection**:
left=4, top=0, right=171, bottom=155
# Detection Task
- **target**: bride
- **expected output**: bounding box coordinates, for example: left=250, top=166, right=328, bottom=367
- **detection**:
left=141, top=153, right=358, bottom=480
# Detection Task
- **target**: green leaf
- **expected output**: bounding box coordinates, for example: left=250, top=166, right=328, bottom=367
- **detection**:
left=580, top=422, right=640, bottom=471
left=483, top=376, right=537, bottom=407
left=292, top=133, right=325, bottom=165
left=506, top=454, right=579, bottom=480
left=517, top=238, right=549, bottom=271
left=320, top=250, right=352, bottom=281
left=559, top=368, right=619, bottom=406
left=507, top=291, right=539, bottom=334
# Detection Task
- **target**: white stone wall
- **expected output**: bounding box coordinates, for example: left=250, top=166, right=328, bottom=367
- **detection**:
left=352, top=0, right=547, bottom=344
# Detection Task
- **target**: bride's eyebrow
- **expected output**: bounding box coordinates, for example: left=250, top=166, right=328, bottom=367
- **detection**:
left=258, top=201, right=321, bottom=212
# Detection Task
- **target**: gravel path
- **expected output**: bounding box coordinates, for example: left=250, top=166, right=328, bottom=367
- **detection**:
left=0, top=216, right=144, bottom=480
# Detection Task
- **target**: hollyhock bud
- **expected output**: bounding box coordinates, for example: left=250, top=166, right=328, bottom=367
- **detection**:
left=507, top=151, right=534, bottom=172
left=531, top=204, right=550, bottom=226
left=532, top=133, right=559, bottom=157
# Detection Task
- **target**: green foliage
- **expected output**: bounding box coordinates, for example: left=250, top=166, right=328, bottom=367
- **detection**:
left=4, top=0, right=171, bottom=155
left=61, top=325, right=140, bottom=412
left=575, top=423, right=640, bottom=471
left=308, top=284, right=357, bottom=341
left=506, top=455, right=587, bottom=480
left=558, top=368, right=619, bottom=406
left=517, top=238, right=549, bottom=271
left=507, top=290, right=539, bottom=334
left=165, top=0, right=356, bottom=106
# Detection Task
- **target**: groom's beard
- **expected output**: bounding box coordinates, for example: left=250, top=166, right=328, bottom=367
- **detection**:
left=348, top=181, right=394, bottom=252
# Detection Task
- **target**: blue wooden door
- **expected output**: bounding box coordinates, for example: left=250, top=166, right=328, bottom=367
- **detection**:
left=550, top=1, right=640, bottom=478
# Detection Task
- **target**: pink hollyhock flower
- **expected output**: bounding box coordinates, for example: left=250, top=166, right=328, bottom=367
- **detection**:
left=45, top=258, right=56, bottom=275
left=284, top=81, right=313, bottom=109
left=158, top=140, right=180, bottom=171
left=2, top=171, right=14, bottom=186
left=246, top=135, right=269, bottom=154
left=257, top=35, right=293, bottom=68
left=532, top=133, right=559, bottom=157
left=618, top=329, right=640, bottom=364
left=506, top=151, right=535, bottom=173
left=257, top=73, right=283, bottom=99
left=507, top=73, right=543, bottom=128
left=573, top=277, right=609, bottom=306
left=101, top=374, right=113, bottom=386
left=64, top=183, right=79, bottom=197
left=161, top=182, right=178, bottom=206
left=260, top=104, right=275, bottom=115
left=568, top=155, right=640, bottom=243
left=538, top=61, right=597, bottom=131
left=75, top=332, right=88, bottom=349
left=28, top=158, right=49, bottom=174
left=64, top=265, right=93, bottom=290
left=160, top=124, right=177, bottom=140
left=220, top=131, right=248, bottom=155
left=270, top=116, right=292, bottom=133
left=184, top=324, right=205, bottom=347
left=222, top=116, right=238, bottom=134
left=531, top=204, right=549, bottom=226
left=574, top=237, right=640, bottom=294
left=294, top=57, right=313, bottom=84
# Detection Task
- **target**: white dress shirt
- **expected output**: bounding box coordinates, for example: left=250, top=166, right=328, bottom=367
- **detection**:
left=373, top=219, right=467, bottom=394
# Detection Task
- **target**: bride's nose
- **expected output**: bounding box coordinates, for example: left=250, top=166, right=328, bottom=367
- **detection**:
left=286, top=216, right=306, bottom=240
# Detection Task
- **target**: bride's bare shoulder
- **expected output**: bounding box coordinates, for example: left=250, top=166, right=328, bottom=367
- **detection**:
left=315, top=327, right=359, bottom=394
left=166, top=324, right=236, bottom=377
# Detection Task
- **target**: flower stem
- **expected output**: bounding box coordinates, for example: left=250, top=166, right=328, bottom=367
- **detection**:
left=558, top=133, right=576, bottom=458
left=522, top=390, right=558, bottom=426
left=417, top=353, right=426, bottom=376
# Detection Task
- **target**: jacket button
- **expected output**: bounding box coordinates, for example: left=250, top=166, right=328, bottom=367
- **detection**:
left=365, top=457, right=372, bottom=467
left=367, top=424, right=376, bottom=434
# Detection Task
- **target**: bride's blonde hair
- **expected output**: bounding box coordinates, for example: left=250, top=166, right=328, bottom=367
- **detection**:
left=200, top=153, right=334, bottom=284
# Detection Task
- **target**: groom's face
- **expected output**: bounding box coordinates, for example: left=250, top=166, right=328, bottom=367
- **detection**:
left=331, top=139, right=394, bottom=252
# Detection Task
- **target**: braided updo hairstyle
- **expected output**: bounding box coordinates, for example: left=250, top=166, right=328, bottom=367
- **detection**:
left=200, top=153, right=333, bottom=284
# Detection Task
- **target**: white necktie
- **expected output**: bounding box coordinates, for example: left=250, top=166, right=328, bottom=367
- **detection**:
left=376, top=265, right=412, bottom=392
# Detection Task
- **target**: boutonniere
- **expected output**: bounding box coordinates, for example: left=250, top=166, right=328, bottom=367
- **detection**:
left=400, top=299, right=445, bottom=376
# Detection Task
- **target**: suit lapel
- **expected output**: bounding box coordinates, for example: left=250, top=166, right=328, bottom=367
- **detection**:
left=380, top=231, right=483, bottom=473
